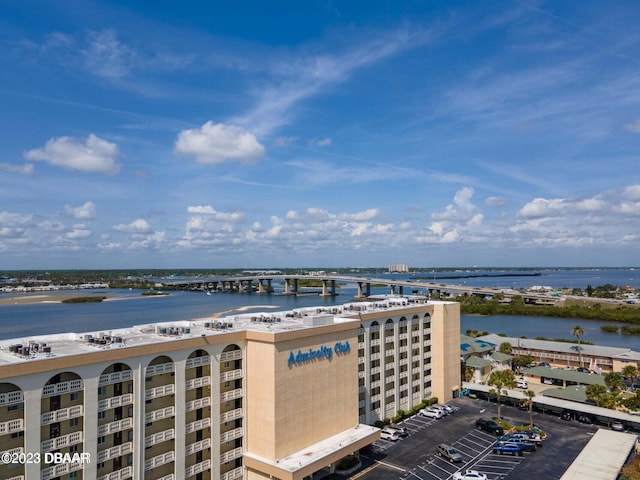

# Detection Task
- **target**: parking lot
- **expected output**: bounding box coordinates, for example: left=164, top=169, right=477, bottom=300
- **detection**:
left=349, top=396, right=601, bottom=480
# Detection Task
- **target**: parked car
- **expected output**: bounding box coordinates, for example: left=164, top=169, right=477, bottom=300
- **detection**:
left=419, top=407, right=444, bottom=419
left=453, top=469, right=488, bottom=480
left=577, top=414, right=595, bottom=424
left=380, top=428, right=399, bottom=441
left=576, top=367, right=590, bottom=373
left=493, top=441, right=524, bottom=456
left=516, top=378, right=528, bottom=389
left=431, top=404, right=450, bottom=416
left=561, top=410, right=573, bottom=421
left=518, top=430, right=545, bottom=443
left=434, top=403, right=455, bottom=414
left=499, top=435, right=536, bottom=451
left=437, top=443, right=463, bottom=463
left=611, top=421, right=626, bottom=432
left=475, top=418, right=504, bottom=435
left=386, top=424, right=408, bottom=437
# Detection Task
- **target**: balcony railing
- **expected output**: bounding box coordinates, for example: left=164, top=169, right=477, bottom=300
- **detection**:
left=98, top=393, right=133, bottom=412
left=144, top=451, right=175, bottom=472
left=220, top=466, right=244, bottom=480
left=0, top=418, right=23, bottom=434
left=145, top=384, right=175, bottom=400
left=186, top=355, right=210, bottom=369
left=220, top=368, right=243, bottom=382
left=146, top=362, right=174, bottom=376
left=220, top=426, right=243, bottom=443
left=220, top=388, right=243, bottom=402
left=220, top=446, right=243, bottom=464
left=185, top=438, right=211, bottom=456
left=185, top=417, right=211, bottom=434
left=185, top=459, right=211, bottom=478
left=145, top=428, right=175, bottom=448
left=42, top=379, right=83, bottom=397
left=185, top=396, right=211, bottom=412
left=0, top=391, right=23, bottom=406
left=99, top=370, right=133, bottom=386
left=97, top=465, right=133, bottom=480
left=41, top=460, right=82, bottom=480
left=185, top=376, right=211, bottom=390
left=220, top=349, right=242, bottom=362
left=41, top=405, right=83, bottom=425
left=219, top=408, right=243, bottom=423
left=98, top=417, right=133, bottom=436
left=41, top=431, right=83, bottom=453
left=145, top=406, right=175, bottom=423
left=97, top=441, right=133, bottom=463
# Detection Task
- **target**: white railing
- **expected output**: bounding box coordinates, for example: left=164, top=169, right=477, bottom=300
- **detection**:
left=220, top=369, right=243, bottom=382
left=220, top=349, right=242, bottom=362
left=42, top=379, right=83, bottom=397
left=41, top=460, right=82, bottom=480
left=97, top=441, right=133, bottom=462
left=370, top=352, right=381, bottom=361
left=144, top=450, right=175, bottom=471
left=220, top=408, right=243, bottom=423
left=220, top=426, right=243, bottom=443
left=0, top=418, right=23, bottom=434
left=185, top=417, right=211, bottom=434
left=186, top=355, right=210, bottom=369
left=185, top=437, right=211, bottom=456
left=145, top=406, right=175, bottom=423
left=358, top=371, right=365, bottom=379
left=98, top=393, right=133, bottom=412
left=99, top=370, right=133, bottom=386
left=185, top=376, right=210, bottom=390
left=185, top=396, right=211, bottom=412
left=157, top=475, right=175, bottom=480
left=97, top=465, right=133, bottom=480
left=146, top=362, right=174, bottom=376
left=0, top=390, right=23, bottom=406
left=41, top=431, right=83, bottom=452
left=220, top=388, right=243, bottom=402
left=41, top=405, right=83, bottom=425
left=145, top=384, right=175, bottom=400
left=220, top=446, right=243, bottom=464
left=98, top=417, right=133, bottom=436
left=145, top=429, right=175, bottom=448
left=185, top=459, right=211, bottom=478
left=6, top=475, right=25, bottom=480
left=370, top=366, right=381, bottom=375
left=220, top=466, right=244, bottom=480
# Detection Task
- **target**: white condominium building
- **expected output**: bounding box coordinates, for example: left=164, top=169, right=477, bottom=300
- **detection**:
left=0, top=298, right=459, bottom=480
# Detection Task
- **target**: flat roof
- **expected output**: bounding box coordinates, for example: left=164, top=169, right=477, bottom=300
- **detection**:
left=521, top=366, right=606, bottom=385
left=0, top=297, right=433, bottom=366
left=559, top=429, right=637, bottom=480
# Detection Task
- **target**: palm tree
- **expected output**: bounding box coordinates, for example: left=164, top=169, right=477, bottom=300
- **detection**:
left=487, top=369, right=516, bottom=421
left=572, top=325, right=585, bottom=369
left=523, top=389, right=536, bottom=428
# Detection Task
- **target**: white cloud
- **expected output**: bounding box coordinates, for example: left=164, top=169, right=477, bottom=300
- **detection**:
left=24, top=134, right=120, bottom=174
left=82, top=29, right=136, bottom=79
left=0, top=163, right=34, bottom=175
left=66, top=224, right=92, bottom=239
left=308, top=137, right=332, bottom=147
left=113, top=219, right=152, bottom=233
left=65, top=201, right=97, bottom=220
left=175, top=121, right=264, bottom=165
left=275, top=136, right=298, bottom=147
left=484, top=196, right=508, bottom=207
left=624, top=120, right=640, bottom=133
left=186, top=205, right=244, bottom=222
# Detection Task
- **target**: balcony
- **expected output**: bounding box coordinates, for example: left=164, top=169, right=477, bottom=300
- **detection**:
left=97, top=465, right=133, bottom=480
left=97, top=441, right=133, bottom=463
left=99, top=370, right=133, bottom=386
left=220, top=426, right=243, bottom=443
left=220, top=369, right=243, bottom=383
left=370, top=366, right=381, bottom=375
left=145, top=451, right=175, bottom=472
left=146, top=362, right=174, bottom=376
left=98, top=393, right=133, bottom=412
left=0, top=418, right=23, bottom=434
left=370, top=352, right=381, bottom=361
left=185, top=396, right=211, bottom=412
left=220, top=408, right=243, bottom=423
left=186, top=355, right=210, bottom=369
left=358, top=371, right=365, bottom=379
left=42, top=379, right=83, bottom=397
left=145, top=406, right=175, bottom=423
left=220, top=388, right=243, bottom=403
left=5, top=476, right=25, bottom=480
left=146, top=384, right=175, bottom=400
left=145, top=429, right=175, bottom=448
left=41, top=460, right=82, bottom=480
left=185, top=376, right=211, bottom=390
left=98, top=417, right=133, bottom=436
left=358, top=342, right=365, bottom=349
left=220, top=466, right=244, bottom=480
left=186, top=437, right=211, bottom=456
left=0, top=391, right=23, bottom=406
left=41, top=405, right=83, bottom=425
left=185, top=459, right=211, bottom=478
left=185, top=417, right=211, bottom=434
left=220, top=349, right=242, bottom=362
left=41, top=431, right=83, bottom=453
left=220, top=446, right=243, bottom=464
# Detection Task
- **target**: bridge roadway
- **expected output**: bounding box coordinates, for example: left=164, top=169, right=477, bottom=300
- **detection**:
left=159, top=274, right=560, bottom=304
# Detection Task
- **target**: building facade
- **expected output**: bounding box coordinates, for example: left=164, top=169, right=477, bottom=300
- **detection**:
left=0, top=298, right=459, bottom=480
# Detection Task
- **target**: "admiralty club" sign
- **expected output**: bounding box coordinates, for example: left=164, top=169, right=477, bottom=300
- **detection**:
left=288, top=340, right=351, bottom=367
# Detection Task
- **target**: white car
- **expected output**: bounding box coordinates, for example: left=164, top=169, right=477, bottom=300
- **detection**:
left=380, top=428, right=399, bottom=441
left=453, top=469, right=489, bottom=480
left=418, top=407, right=443, bottom=419
left=516, top=379, right=528, bottom=389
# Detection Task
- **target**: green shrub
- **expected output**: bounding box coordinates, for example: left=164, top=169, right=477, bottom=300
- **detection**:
left=336, top=454, right=360, bottom=471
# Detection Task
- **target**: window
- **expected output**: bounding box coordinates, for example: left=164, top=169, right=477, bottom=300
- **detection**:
left=97, top=461, right=105, bottom=469
left=98, top=386, right=106, bottom=395
left=70, top=392, right=79, bottom=401
left=69, top=472, right=78, bottom=479
left=8, top=403, right=23, bottom=411
left=98, top=411, right=106, bottom=419
left=69, top=445, right=78, bottom=453
left=98, top=436, right=106, bottom=445
left=69, top=418, right=79, bottom=427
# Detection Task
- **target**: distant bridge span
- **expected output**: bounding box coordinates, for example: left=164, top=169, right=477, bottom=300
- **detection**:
left=159, top=274, right=558, bottom=303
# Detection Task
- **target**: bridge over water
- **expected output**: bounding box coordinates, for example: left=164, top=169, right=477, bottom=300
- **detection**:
left=159, top=274, right=559, bottom=304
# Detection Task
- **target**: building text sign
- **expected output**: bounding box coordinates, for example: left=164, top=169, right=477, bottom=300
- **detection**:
left=288, top=341, right=350, bottom=367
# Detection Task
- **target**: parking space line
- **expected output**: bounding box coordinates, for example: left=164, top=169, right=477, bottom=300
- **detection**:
left=376, top=460, right=406, bottom=472
left=417, top=464, right=448, bottom=480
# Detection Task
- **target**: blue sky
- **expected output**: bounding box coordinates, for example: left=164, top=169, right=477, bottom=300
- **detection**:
left=1, top=1, right=640, bottom=269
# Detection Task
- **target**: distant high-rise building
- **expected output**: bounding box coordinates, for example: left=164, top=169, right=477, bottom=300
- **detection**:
left=388, top=263, right=409, bottom=273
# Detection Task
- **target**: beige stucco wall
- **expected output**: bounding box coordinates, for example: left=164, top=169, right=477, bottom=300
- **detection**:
left=430, top=302, right=461, bottom=402
left=245, top=323, right=359, bottom=461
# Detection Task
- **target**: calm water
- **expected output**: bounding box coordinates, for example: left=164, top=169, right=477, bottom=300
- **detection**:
left=1, top=269, right=639, bottom=350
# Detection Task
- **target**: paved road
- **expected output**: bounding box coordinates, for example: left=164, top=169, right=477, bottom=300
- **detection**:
left=345, top=396, right=598, bottom=480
